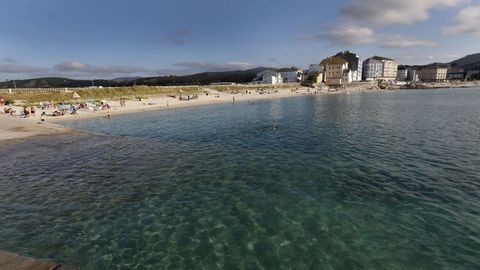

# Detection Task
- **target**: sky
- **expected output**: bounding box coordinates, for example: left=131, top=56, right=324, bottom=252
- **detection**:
left=0, top=0, right=479, bottom=80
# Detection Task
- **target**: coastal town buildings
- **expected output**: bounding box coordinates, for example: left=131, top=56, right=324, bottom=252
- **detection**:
left=397, top=67, right=408, bottom=81
left=406, top=68, right=419, bottom=82
left=466, top=68, right=480, bottom=80
left=278, top=67, right=304, bottom=83
left=308, top=64, right=323, bottom=73
left=418, top=64, right=448, bottom=82
left=320, top=56, right=351, bottom=85
left=397, top=66, right=419, bottom=82
left=304, top=64, right=324, bottom=85
left=335, top=51, right=363, bottom=82
left=256, top=70, right=283, bottom=85
left=304, top=72, right=323, bottom=85
left=447, top=64, right=466, bottom=80
left=363, top=56, right=398, bottom=81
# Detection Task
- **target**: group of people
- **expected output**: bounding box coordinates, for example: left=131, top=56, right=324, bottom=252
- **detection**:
left=179, top=94, right=199, bottom=101
left=23, top=106, right=36, bottom=118
left=3, top=107, right=15, bottom=115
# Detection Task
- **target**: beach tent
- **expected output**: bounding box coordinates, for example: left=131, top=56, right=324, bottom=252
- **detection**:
left=72, top=92, right=81, bottom=99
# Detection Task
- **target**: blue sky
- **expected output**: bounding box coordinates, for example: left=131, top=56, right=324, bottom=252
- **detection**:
left=1, top=0, right=479, bottom=79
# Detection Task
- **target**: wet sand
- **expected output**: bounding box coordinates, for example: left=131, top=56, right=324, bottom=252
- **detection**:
left=1, top=88, right=315, bottom=141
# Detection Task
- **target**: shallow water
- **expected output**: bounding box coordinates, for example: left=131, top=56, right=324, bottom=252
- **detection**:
left=1, top=89, right=480, bottom=269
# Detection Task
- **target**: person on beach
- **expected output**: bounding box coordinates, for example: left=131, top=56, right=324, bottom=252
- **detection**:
left=23, top=107, right=31, bottom=118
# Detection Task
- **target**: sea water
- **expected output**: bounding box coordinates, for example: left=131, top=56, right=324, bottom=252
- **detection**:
left=1, top=88, right=479, bottom=269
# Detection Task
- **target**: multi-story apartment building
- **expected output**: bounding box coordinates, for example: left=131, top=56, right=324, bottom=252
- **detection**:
left=362, top=56, right=398, bottom=81
left=335, top=51, right=363, bottom=82
left=406, top=67, right=419, bottom=82
left=418, top=64, right=448, bottom=82
left=447, top=64, right=466, bottom=80
left=320, top=56, right=350, bottom=85
left=397, top=67, right=408, bottom=81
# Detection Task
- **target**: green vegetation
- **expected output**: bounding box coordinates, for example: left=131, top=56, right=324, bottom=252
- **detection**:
left=0, top=84, right=289, bottom=105
left=1, top=86, right=197, bottom=105
left=0, top=68, right=270, bottom=89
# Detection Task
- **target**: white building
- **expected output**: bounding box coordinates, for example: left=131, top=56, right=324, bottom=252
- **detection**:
left=418, top=65, right=448, bottom=82
left=256, top=70, right=283, bottom=85
left=278, top=68, right=303, bottom=83
left=363, top=56, right=398, bottom=81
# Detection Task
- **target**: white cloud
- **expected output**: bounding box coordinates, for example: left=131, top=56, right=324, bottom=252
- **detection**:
left=0, top=63, right=48, bottom=73
left=382, top=35, right=436, bottom=48
left=173, top=61, right=256, bottom=72
left=305, top=25, right=377, bottom=46
left=397, top=54, right=461, bottom=64
left=306, top=26, right=436, bottom=48
left=54, top=61, right=90, bottom=72
left=443, top=5, right=480, bottom=35
left=342, top=0, right=461, bottom=25
left=53, top=61, right=146, bottom=75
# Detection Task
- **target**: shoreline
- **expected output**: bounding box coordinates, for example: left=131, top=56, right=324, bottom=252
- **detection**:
left=1, top=86, right=479, bottom=143
left=0, top=87, right=322, bottom=142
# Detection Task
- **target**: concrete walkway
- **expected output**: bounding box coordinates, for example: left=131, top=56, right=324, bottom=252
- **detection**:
left=0, top=252, right=77, bottom=270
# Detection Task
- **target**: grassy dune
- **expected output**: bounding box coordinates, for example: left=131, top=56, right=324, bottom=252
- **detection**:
left=0, top=85, right=286, bottom=105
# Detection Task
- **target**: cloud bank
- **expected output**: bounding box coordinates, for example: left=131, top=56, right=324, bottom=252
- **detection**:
left=342, top=0, right=461, bottom=25
left=53, top=61, right=147, bottom=75
left=173, top=61, right=256, bottom=72
left=307, top=26, right=436, bottom=48
left=0, top=63, right=49, bottom=74
left=443, top=5, right=480, bottom=36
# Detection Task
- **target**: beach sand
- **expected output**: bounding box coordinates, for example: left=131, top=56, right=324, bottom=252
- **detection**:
left=0, top=116, right=70, bottom=142
left=0, top=85, right=393, bottom=142
left=1, top=87, right=324, bottom=141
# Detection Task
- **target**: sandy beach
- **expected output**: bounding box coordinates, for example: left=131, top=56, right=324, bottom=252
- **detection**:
left=0, top=116, right=71, bottom=142
left=1, top=87, right=323, bottom=142
left=3, top=84, right=477, bottom=142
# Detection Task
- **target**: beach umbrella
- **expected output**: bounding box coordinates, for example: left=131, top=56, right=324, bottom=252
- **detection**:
left=72, top=92, right=81, bottom=99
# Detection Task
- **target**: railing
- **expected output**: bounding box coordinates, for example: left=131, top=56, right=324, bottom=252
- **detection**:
left=0, top=88, right=76, bottom=93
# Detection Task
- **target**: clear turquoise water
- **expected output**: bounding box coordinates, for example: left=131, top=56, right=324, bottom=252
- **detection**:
left=1, top=89, right=479, bottom=269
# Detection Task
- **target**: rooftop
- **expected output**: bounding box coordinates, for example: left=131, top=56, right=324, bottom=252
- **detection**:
left=277, top=67, right=301, bottom=72
left=368, top=56, right=395, bottom=61
left=320, top=57, right=348, bottom=66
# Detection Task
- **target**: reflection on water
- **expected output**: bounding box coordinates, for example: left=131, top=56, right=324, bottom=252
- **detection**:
left=1, top=89, right=480, bottom=269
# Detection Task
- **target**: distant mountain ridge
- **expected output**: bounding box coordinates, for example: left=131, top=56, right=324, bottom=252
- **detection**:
left=0, top=67, right=272, bottom=89
left=2, top=53, right=480, bottom=89
left=111, top=77, right=143, bottom=83
left=450, top=53, right=480, bottom=69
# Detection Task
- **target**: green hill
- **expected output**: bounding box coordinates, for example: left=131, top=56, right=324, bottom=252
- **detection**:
left=450, top=53, right=480, bottom=69
left=0, top=68, right=270, bottom=89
